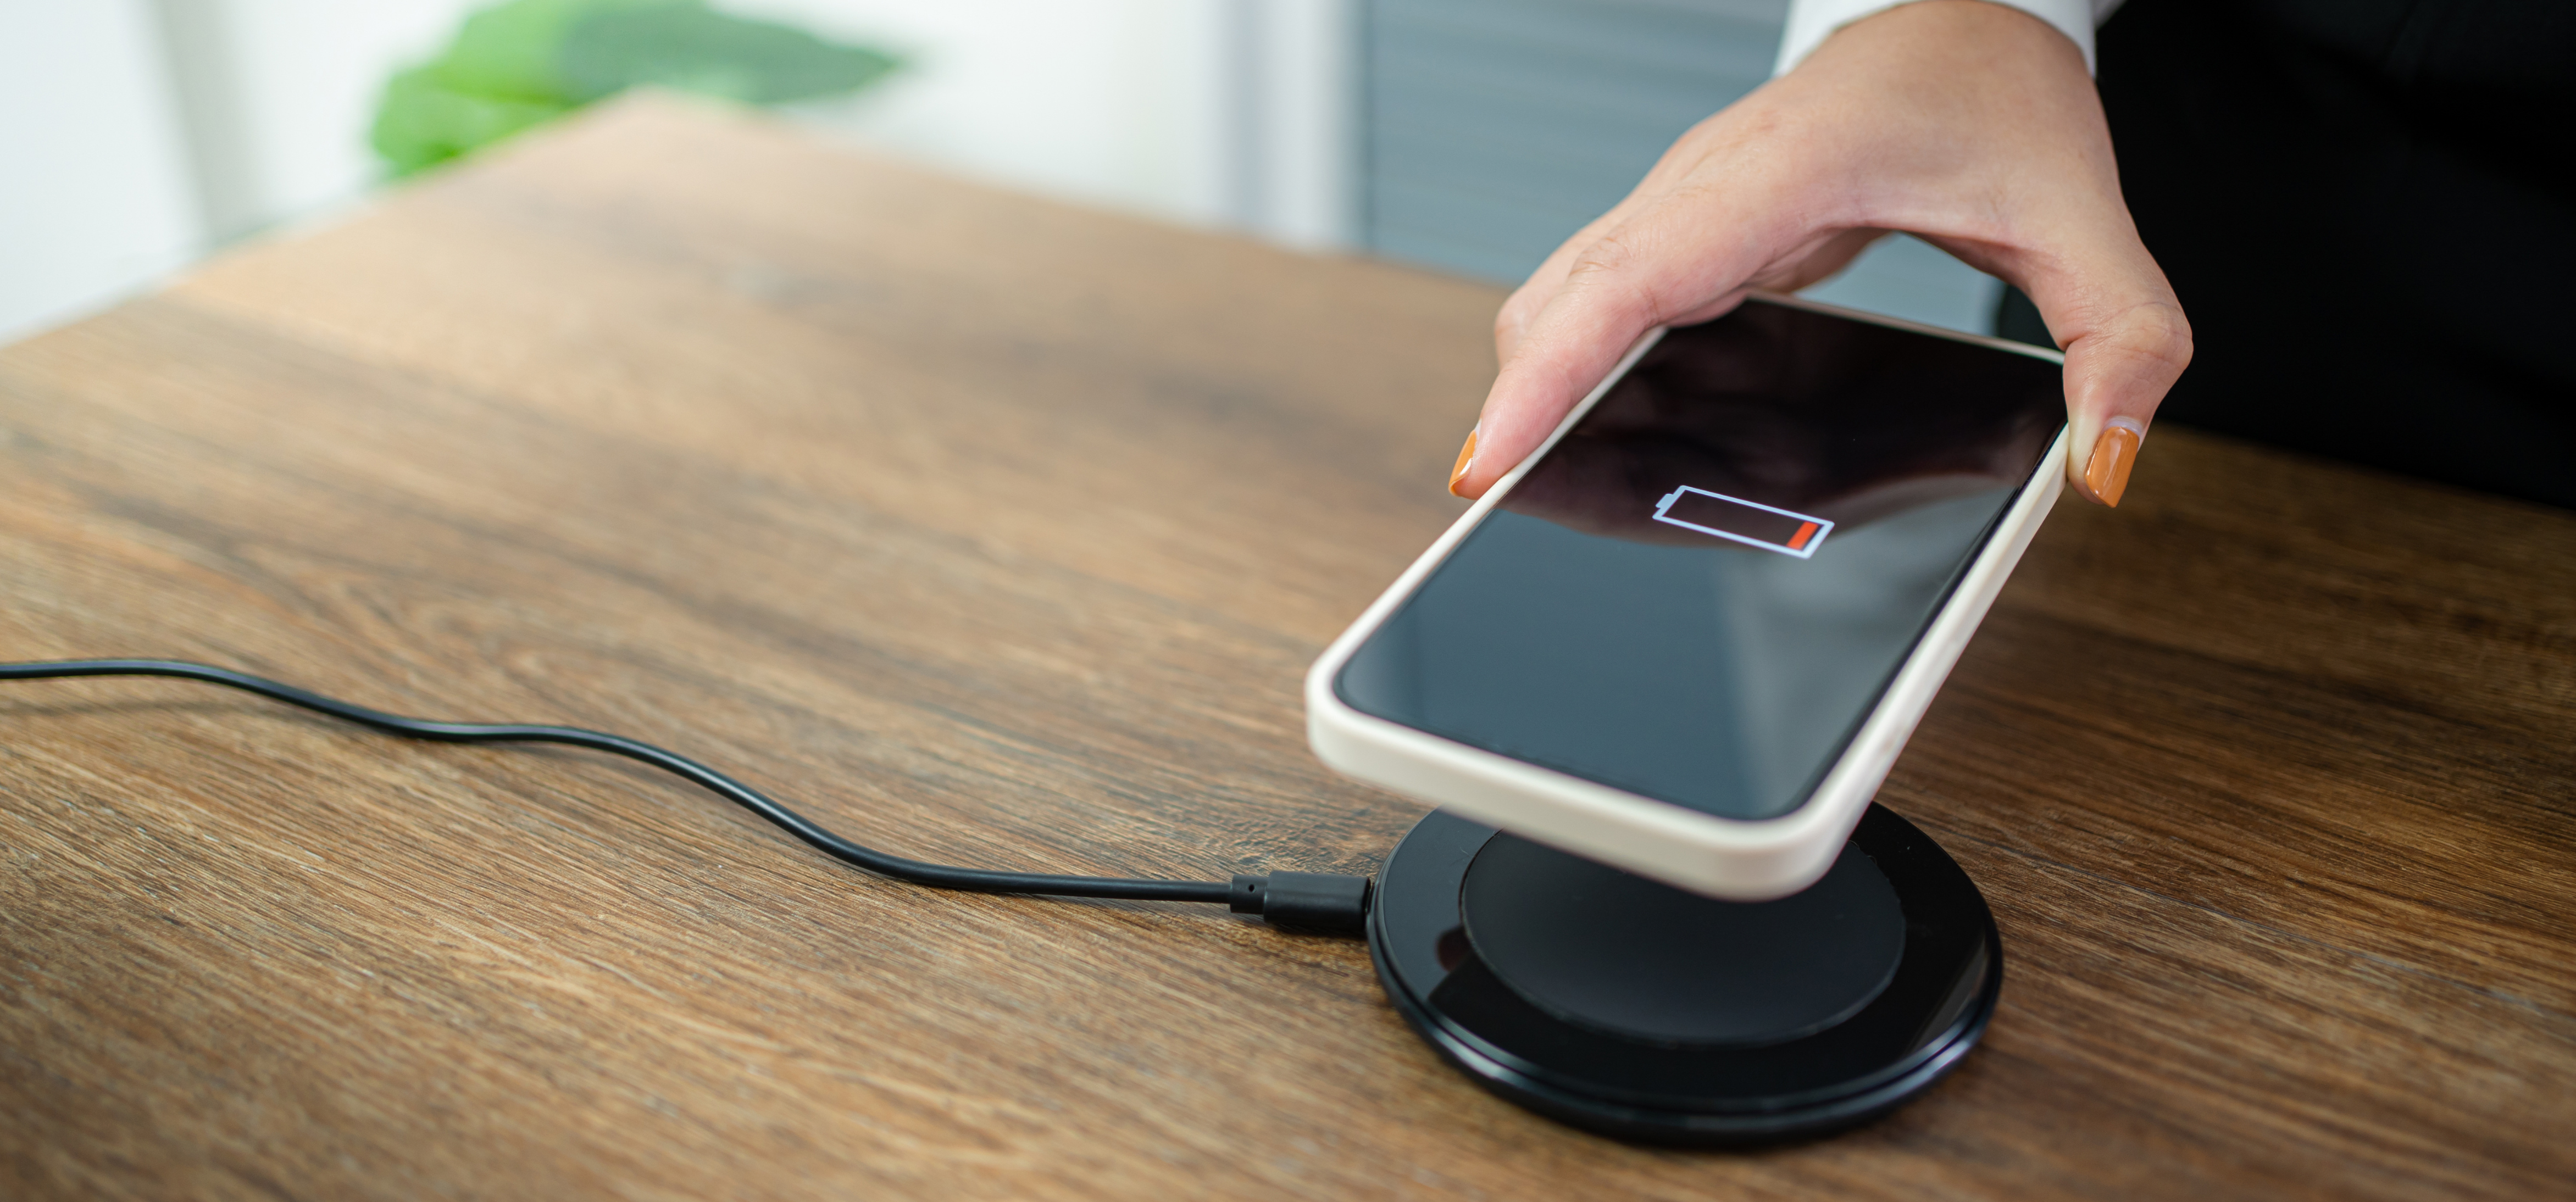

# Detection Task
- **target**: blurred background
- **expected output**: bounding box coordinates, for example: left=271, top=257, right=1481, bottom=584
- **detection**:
left=1, top=0, right=2002, bottom=346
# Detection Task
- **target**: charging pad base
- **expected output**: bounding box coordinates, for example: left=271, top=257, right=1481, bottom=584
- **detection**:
left=1368, top=804, right=2000, bottom=1145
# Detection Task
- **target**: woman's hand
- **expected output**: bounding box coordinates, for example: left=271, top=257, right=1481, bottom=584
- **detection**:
left=1450, top=0, right=2190, bottom=507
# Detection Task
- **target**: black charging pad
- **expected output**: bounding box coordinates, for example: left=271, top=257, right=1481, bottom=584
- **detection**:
left=1368, top=804, right=2001, bottom=1145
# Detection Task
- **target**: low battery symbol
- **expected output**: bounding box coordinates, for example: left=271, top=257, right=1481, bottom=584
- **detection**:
left=1650, top=486, right=1834, bottom=559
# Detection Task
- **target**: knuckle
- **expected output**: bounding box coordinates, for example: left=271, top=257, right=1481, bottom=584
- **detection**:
left=2119, top=301, right=2194, bottom=374
left=1564, top=233, right=1639, bottom=283
left=1560, top=235, right=1668, bottom=324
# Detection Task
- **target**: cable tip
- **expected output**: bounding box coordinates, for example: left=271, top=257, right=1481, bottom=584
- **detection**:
left=1229, top=871, right=1372, bottom=936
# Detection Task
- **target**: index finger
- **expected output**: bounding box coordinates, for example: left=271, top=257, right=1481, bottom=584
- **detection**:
left=1453, top=187, right=1792, bottom=499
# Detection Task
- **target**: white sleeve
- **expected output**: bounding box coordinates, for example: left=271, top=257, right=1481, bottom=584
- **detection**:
left=1773, top=0, right=2125, bottom=77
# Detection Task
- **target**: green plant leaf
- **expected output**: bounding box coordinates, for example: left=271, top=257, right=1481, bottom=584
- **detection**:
left=557, top=7, right=902, bottom=104
left=370, top=64, right=574, bottom=176
left=370, top=0, right=898, bottom=177
left=434, top=0, right=686, bottom=102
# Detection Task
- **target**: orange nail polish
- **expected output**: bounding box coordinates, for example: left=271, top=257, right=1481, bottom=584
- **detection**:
left=1448, top=428, right=1479, bottom=497
left=2084, top=424, right=2142, bottom=507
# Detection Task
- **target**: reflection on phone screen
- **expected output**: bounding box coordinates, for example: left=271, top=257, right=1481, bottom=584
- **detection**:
left=1335, top=299, right=2062, bottom=822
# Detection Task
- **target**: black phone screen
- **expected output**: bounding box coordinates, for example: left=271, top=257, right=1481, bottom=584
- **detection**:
left=1334, top=299, right=2063, bottom=822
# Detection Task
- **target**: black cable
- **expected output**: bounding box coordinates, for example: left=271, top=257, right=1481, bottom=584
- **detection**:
left=0, top=659, right=1303, bottom=912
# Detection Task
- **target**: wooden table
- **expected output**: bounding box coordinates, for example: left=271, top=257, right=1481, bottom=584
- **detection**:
left=3, top=96, right=2570, bottom=1200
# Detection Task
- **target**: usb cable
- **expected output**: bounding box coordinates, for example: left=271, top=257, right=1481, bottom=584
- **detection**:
left=0, top=659, right=1372, bottom=934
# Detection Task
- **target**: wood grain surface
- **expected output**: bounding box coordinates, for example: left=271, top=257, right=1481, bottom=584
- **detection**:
left=3, top=96, right=2571, bottom=1200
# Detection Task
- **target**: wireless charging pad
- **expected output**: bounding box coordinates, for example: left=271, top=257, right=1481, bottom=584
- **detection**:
left=1368, top=804, right=2001, bottom=1145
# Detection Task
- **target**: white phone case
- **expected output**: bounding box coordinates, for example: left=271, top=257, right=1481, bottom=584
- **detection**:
left=1306, top=292, right=2068, bottom=900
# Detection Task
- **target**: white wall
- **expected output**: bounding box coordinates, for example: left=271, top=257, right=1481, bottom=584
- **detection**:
left=738, top=0, right=1353, bottom=242
left=151, top=0, right=479, bottom=243
left=753, top=0, right=1240, bottom=228
left=0, top=1, right=208, bottom=342
left=1, top=0, right=1308, bottom=346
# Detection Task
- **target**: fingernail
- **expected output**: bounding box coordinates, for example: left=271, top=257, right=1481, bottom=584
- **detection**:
left=1448, top=426, right=1479, bottom=497
left=2084, top=418, right=2146, bottom=507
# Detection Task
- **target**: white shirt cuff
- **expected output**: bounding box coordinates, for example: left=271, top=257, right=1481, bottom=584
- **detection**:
left=1773, top=0, right=2116, bottom=77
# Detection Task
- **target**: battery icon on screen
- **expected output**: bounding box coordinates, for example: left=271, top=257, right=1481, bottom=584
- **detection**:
left=1651, top=486, right=1834, bottom=559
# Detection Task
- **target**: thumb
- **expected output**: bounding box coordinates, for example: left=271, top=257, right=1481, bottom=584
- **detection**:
left=2013, top=248, right=2192, bottom=507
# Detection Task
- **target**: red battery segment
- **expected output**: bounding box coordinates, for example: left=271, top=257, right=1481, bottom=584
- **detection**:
left=1650, top=486, right=1835, bottom=559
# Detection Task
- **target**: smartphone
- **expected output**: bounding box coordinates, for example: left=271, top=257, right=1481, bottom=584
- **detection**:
left=1307, top=293, right=2066, bottom=900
